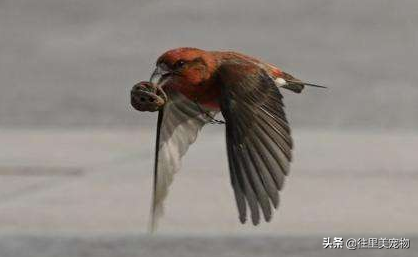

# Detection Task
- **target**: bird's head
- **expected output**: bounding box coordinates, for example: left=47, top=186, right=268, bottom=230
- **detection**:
left=150, top=47, right=217, bottom=88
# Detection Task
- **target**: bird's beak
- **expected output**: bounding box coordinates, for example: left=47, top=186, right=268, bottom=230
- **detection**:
left=150, top=64, right=171, bottom=85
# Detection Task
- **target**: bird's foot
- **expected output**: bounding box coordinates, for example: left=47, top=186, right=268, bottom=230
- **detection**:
left=131, top=81, right=167, bottom=112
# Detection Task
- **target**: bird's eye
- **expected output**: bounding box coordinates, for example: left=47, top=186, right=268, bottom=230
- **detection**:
left=173, top=60, right=186, bottom=69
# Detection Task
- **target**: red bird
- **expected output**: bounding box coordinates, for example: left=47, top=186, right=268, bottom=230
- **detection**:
left=131, top=47, right=325, bottom=231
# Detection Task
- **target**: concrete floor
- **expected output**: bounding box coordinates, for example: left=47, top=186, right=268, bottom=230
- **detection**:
left=0, top=128, right=417, bottom=256
left=0, top=235, right=415, bottom=257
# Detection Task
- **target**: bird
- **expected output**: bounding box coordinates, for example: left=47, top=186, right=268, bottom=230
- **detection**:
left=130, top=47, right=325, bottom=232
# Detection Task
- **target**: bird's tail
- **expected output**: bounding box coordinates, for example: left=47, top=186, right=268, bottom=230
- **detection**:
left=280, top=72, right=326, bottom=93
left=282, top=81, right=327, bottom=93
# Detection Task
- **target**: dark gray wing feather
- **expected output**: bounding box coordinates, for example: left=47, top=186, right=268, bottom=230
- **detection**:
left=218, top=61, right=293, bottom=225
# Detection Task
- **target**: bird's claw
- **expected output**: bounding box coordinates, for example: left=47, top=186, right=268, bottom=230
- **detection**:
left=131, top=81, right=167, bottom=112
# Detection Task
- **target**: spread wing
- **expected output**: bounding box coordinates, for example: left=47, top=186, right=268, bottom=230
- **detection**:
left=217, top=60, right=293, bottom=225
left=150, top=90, right=216, bottom=232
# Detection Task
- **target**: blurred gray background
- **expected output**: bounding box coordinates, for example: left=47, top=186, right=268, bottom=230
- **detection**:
left=1, top=0, right=417, bottom=129
left=0, top=0, right=417, bottom=256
